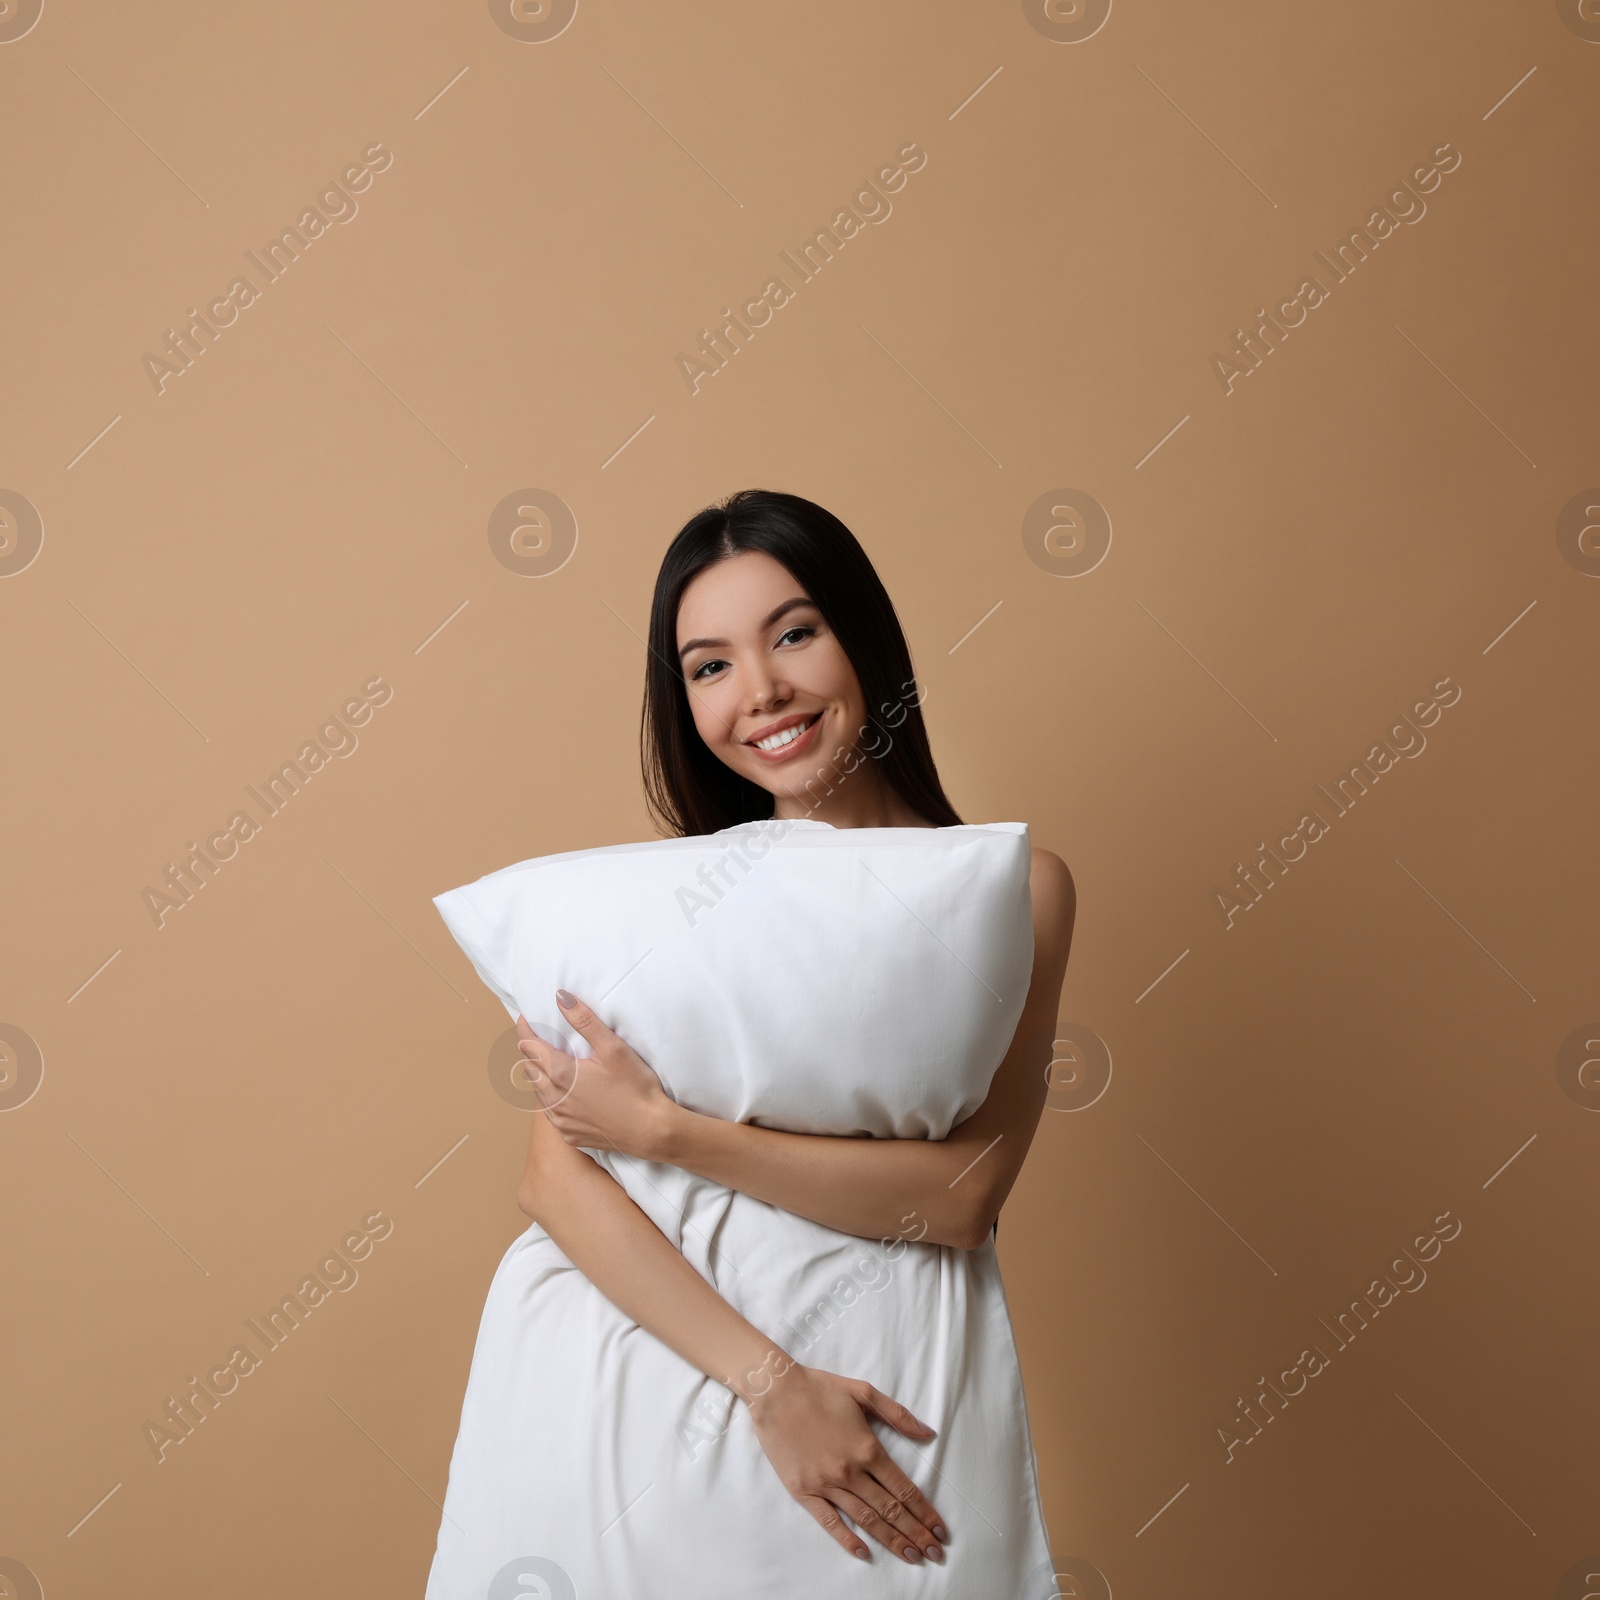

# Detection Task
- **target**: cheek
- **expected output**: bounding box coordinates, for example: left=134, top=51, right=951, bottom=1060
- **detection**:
left=828, top=664, right=867, bottom=725
left=804, top=642, right=860, bottom=706
left=687, top=687, right=733, bottom=748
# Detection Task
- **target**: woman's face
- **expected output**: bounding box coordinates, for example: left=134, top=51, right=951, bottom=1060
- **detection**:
left=675, top=550, right=870, bottom=809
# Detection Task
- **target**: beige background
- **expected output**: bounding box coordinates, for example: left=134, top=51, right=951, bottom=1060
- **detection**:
left=2, top=1, right=1597, bottom=1595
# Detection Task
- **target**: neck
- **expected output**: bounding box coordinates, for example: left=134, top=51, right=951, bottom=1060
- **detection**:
left=771, top=766, right=932, bottom=830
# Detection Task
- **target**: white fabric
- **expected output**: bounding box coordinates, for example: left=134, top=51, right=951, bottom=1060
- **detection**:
left=425, top=819, right=1058, bottom=1598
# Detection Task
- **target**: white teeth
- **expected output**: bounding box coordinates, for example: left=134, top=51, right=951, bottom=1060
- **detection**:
left=754, top=717, right=814, bottom=752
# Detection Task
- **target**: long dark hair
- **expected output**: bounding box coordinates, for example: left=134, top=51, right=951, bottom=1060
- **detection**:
left=641, top=488, right=963, bottom=837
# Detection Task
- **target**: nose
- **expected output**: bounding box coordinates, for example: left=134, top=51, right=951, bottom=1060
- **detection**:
left=742, top=659, right=790, bottom=716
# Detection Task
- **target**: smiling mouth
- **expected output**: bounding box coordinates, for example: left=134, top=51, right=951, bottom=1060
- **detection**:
left=747, top=712, right=821, bottom=758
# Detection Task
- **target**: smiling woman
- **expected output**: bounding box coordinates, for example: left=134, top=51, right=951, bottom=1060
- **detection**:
left=641, top=490, right=963, bottom=836
left=425, top=489, right=1077, bottom=1599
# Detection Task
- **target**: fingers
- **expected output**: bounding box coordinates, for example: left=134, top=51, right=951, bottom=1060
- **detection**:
left=515, top=1040, right=550, bottom=1088
left=856, top=1383, right=936, bottom=1440
left=861, top=1454, right=948, bottom=1548
left=796, top=1494, right=871, bottom=1562
left=517, top=1037, right=574, bottom=1085
left=849, top=1386, right=946, bottom=1540
left=832, top=1481, right=942, bottom=1565
left=516, top=1038, right=577, bottom=1111
left=554, top=988, right=619, bottom=1054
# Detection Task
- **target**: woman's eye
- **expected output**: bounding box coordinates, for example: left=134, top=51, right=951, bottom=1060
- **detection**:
left=689, top=658, right=728, bottom=682
left=776, top=625, right=816, bottom=647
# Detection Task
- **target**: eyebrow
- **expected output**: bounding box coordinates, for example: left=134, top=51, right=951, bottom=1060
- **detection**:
left=677, top=596, right=816, bottom=658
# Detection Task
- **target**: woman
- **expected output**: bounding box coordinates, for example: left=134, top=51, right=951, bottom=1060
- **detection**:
left=426, top=489, right=1076, bottom=1596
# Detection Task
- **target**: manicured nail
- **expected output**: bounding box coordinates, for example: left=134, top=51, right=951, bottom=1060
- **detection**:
left=555, top=989, right=576, bottom=1008
left=853, top=1547, right=869, bottom=1561
left=903, top=1544, right=921, bottom=1563
left=932, top=1524, right=948, bottom=1541
left=926, top=1544, right=944, bottom=1563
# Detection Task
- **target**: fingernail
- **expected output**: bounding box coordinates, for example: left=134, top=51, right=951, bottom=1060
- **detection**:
left=852, top=1547, right=869, bottom=1561
left=932, top=1524, right=948, bottom=1541
left=903, top=1545, right=921, bottom=1563
left=926, top=1544, right=944, bottom=1563
left=555, top=989, right=576, bottom=1008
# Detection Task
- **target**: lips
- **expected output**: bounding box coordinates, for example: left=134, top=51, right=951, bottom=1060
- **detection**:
left=745, top=711, right=822, bottom=761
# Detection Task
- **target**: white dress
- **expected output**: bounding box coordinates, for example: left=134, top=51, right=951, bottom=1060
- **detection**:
left=424, top=822, right=1060, bottom=1598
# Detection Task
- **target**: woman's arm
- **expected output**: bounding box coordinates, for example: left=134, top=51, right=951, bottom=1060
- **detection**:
left=516, top=1109, right=782, bottom=1405
left=515, top=1102, right=951, bottom=1565
left=526, top=847, right=1076, bottom=1250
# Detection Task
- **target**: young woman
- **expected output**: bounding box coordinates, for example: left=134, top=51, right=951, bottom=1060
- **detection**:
left=426, top=489, right=1076, bottom=1597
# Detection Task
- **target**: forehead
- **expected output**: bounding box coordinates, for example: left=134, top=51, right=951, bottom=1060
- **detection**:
left=676, top=550, right=811, bottom=639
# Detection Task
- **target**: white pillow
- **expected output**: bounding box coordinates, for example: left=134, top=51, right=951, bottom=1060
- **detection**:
left=432, top=819, right=1034, bottom=1139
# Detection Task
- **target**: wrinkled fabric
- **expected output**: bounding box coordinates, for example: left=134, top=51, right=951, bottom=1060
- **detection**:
left=426, top=822, right=1058, bottom=1597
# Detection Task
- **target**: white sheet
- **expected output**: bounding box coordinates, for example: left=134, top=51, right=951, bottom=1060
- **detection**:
left=425, top=820, right=1059, bottom=1597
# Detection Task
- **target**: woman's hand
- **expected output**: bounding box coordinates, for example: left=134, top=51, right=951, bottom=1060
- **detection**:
left=743, top=1361, right=948, bottom=1565
left=514, top=992, right=678, bottom=1159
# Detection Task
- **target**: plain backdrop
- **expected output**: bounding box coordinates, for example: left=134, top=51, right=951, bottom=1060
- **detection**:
left=2, top=3, right=1597, bottom=1596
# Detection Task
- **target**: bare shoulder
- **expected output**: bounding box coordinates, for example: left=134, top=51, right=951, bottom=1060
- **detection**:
left=1028, top=846, right=1077, bottom=954
left=1028, top=845, right=1076, bottom=913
